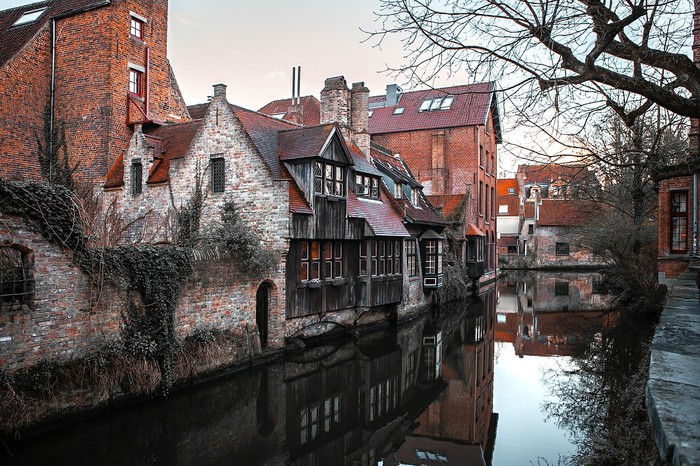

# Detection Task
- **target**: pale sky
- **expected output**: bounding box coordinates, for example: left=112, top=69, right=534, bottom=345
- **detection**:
left=0, top=0, right=527, bottom=172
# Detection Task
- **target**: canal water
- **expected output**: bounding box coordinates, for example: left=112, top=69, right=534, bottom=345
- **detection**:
left=1, top=271, right=616, bottom=466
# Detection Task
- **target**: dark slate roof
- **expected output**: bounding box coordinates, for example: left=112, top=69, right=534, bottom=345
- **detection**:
left=368, top=82, right=501, bottom=142
left=349, top=144, right=383, bottom=176
left=0, top=0, right=109, bottom=68
left=258, top=95, right=321, bottom=126
left=187, top=103, right=209, bottom=120
left=284, top=165, right=312, bottom=214
left=347, top=188, right=410, bottom=237
left=538, top=199, right=598, bottom=227
left=371, top=148, right=421, bottom=188
left=426, top=194, right=466, bottom=219
left=277, top=124, right=339, bottom=161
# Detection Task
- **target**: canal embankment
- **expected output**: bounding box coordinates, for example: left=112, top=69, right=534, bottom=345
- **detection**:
left=647, top=271, right=700, bottom=465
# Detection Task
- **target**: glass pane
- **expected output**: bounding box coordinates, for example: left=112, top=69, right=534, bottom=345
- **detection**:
left=311, top=262, right=320, bottom=280
left=334, top=260, right=341, bottom=278
left=325, top=164, right=333, bottom=178
left=324, top=242, right=332, bottom=260
left=336, top=166, right=343, bottom=181
left=300, top=262, right=308, bottom=281
left=315, top=162, right=323, bottom=176
left=300, top=241, right=309, bottom=260
left=311, top=241, right=320, bottom=259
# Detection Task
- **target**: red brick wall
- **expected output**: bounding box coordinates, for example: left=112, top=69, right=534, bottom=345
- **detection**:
left=0, top=24, right=52, bottom=182
left=0, top=0, right=190, bottom=185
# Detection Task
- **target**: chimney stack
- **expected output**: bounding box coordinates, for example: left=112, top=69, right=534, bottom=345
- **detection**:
left=213, top=83, right=227, bottom=99
left=385, top=84, right=402, bottom=107
left=320, top=76, right=350, bottom=138
left=351, top=81, right=370, bottom=157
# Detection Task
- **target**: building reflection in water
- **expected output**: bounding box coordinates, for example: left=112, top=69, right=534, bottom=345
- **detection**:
left=287, top=285, right=498, bottom=466
left=2, top=287, right=498, bottom=466
left=496, top=271, right=614, bottom=357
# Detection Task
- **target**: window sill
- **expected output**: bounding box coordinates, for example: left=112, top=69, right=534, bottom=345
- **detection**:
left=298, top=280, right=322, bottom=289
left=129, top=35, right=145, bottom=44
left=128, top=93, right=144, bottom=102
left=328, top=278, right=347, bottom=286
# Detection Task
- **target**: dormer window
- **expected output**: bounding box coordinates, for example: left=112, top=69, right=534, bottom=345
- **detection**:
left=315, top=162, right=345, bottom=197
left=411, top=188, right=420, bottom=206
left=12, top=8, right=47, bottom=27
left=355, top=174, right=380, bottom=199
left=129, top=12, right=147, bottom=40
left=393, top=107, right=405, bottom=115
left=419, top=95, right=454, bottom=112
left=394, top=182, right=403, bottom=199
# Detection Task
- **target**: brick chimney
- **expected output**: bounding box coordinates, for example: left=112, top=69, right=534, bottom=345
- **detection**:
left=321, top=76, right=350, bottom=138
left=213, top=83, right=227, bottom=100
left=286, top=100, right=304, bottom=125
left=351, top=81, right=370, bottom=157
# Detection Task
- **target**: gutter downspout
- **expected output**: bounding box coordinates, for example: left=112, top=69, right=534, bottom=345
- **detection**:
left=694, top=174, right=698, bottom=256
left=50, top=19, right=56, bottom=158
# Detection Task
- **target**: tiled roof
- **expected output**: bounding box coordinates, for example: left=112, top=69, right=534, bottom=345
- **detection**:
left=426, top=194, right=466, bottom=219
left=229, top=103, right=298, bottom=179
left=371, top=148, right=421, bottom=188
left=466, top=223, right=485, bottom=236
left=0, top=0, right=109, bottom=68
left=144, top=120, right=202, bottom=184
left=349, top=144, right=382, bottom=176
left=347, top=188, right=410, bottom=237
left=538, top=199, right=597, bottom=227
left=496, top=196, right=520, bottom=216
left=368, top=82, right=500, bottom=140
left=496, top=178, right=518, bottom=196
left=401, top=195, right=449, bottom=226
left=258, top=95, right=321, bottom=126
left=284, top=165, right=312, bottom=214
left=518, top=164, right=595, bottom=185
left=278, top=124, right=336, bottom=161
left=104, top=151, right=124, bottom=188
left=187, top=103, right=209, bottom=120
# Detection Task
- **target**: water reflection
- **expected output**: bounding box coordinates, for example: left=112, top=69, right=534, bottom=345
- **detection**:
left=2, top=287, right=498, bottom=466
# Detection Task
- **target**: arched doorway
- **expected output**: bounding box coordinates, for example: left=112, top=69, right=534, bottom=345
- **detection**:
left=256, top=282, right=271, bottom=348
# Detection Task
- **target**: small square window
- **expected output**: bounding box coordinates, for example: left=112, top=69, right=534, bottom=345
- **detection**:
left=12, top=8, right=46, bottom=27
left=130, top=17, right=144, bottom=39
left=393, top=107, right=405, bottom=115
left=508, top=187, right=516, bottom=195
left=131, top=161, right=142, bottom=195
left=498, top=205, right=508, bottom=214
left=555, top=242, right=570, bottom=256
left=555, top=281, right=569, bottom=296
left=129, top=69, right=143, bottom=96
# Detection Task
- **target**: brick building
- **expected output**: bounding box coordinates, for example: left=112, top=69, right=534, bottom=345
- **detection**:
left=656, top=9, right=700, bottom=280
left=0, top=0, right=190, bottom=185
left=367, top=83, right=501, bottom=280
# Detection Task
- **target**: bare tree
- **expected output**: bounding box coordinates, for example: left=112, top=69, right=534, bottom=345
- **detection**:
left=369, top=0, right=698, bottom=172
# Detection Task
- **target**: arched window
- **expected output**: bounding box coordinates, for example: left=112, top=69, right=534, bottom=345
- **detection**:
left=0, top=246, right=32, bottom=311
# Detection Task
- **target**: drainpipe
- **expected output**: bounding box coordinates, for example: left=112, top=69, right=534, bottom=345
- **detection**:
left=50, top=18, right=57, bottom=156
left=694, top=174, right=698, bottom=256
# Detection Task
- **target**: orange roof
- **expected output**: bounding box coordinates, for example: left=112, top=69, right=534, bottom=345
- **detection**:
left=496, top=178, right=518, bottom=196
left=518, top=164, right=595, bottom=185
left=104, top=152, right=124, bottom=189
left=466, top=223, right=485, bottom=236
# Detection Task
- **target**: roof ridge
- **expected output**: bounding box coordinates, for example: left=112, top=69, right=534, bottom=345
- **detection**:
left=229, top=103, right=301, bottom=128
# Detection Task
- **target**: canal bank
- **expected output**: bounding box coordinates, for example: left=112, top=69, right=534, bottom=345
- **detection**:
left=647, top=271, right=700, bottom=465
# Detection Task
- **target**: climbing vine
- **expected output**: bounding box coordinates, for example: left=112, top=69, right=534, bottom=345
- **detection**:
left=36, top=101, right=77, bottom=189
left=175, top=163, right=205, bottom=248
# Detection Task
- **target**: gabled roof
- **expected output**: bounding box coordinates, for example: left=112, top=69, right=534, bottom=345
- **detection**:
left=258, top=95, right=321, bottom=126
left=0, top=0, right=110, bottom=69
left=347, top=187, right=410, bottom=237
left=278, top=124, right=335, bottom=161
left=368, top=82, right=501, bottom=142
left=426, top=194, right=467, bottom=219
left=538, top=199, right=598, bottom=227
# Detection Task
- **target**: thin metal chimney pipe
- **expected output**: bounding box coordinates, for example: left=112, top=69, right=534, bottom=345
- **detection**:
left=291, top=67, right=296, bottom=102
left=297, top=66, right=301, bottom=105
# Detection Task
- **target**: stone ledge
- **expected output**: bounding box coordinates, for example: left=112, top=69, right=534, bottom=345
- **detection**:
left=647, top=271, right=700, bottom=466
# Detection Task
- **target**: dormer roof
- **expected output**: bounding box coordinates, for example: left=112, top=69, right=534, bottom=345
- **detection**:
left=368, top=82, right=501, bottom=142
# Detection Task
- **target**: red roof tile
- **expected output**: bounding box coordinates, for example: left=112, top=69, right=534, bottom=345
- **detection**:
left=538, top=199, right=598, bottom=226
left=368, top=82, right=499, bottom=138
left=104, top=151, right=124, bottom=189
left=349, top=144, right=382, bottom=176
left=524, top=202, right=536, bottom=219
left=426, top=194, right=467, bottom=219
left=496, top=178, right=518, bottom=196
left=283, top=165, right=312, bottom=214
left=258, top=95, right=321, bottom=126
left=144, top=120, right=202, bottom=184
left=466, top=223, right=485, bottom=236
left=518, top=164, right=595, bottom=185
left=347, top=188, right=410, bottom=237
left=278, top=124, right=336, bottom=161
left=496, top=196, right=520, bottom=216
left=187, top=103, right=209, bottom=120
left=0, top=0, right=109, bottom=68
